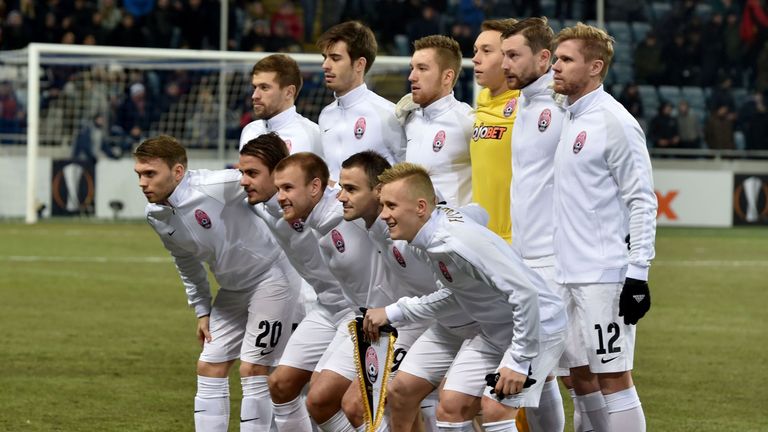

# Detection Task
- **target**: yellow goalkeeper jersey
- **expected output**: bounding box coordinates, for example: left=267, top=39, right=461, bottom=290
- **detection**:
left=470, top=87, right=520, bottom=242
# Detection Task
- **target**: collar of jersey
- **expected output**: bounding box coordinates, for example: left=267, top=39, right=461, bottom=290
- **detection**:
left=410, top=208, right=442, bottom=250
left=265, top=105, right=298, bottom=131
left=477, top=87, right=519, bottom=109
left=335, top=83, right=368, bottom=109
left=166, top=172, right=192, bottom=208
left=420, top=92, right=456, bottom=121
left=522, top=68, right=554, bottom=101
left=564, top=84, right=603, bottom=118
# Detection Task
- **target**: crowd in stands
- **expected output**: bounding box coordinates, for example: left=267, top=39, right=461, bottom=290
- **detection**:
left=0, top=0, right=767, bottom=155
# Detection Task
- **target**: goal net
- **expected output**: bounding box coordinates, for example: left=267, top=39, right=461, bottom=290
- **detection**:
left=0, top=44, right=476, bottom=222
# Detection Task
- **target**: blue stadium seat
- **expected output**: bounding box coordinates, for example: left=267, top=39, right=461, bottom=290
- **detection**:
left=650, top=2, right=672, bottom=22
left=631, top=21, right=652, bottom=44
left=681, top=86, right=706, bottom=110
left=611, top=62, right=634, bottom=85
left=563, top=19, right=579, bottom=29
left=612, top=40, right=634, bottom=65
left=695, top=3, right=713, bottom=20
left=612, top=84, right=625, bottom=98
left=658, top=85, right=682, bottom=106
left=732, top=87, right=750, bottom=109
left=549, top=18, right=563, bottom=35
left=638, top=84, right=660, bottom=112
left=607, top=21, right=633, bottom=44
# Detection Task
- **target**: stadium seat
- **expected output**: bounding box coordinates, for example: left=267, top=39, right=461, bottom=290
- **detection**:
left=613, top=40, right=634, bottom=65
left=612, top=62, right=634, bottom=84
left=607, top=21, right=633, bottom=44
left=563, top=19, right=579, bottom=29
left=612, top=84, right=625, bottom=98
left=638, top=84, right=660, bottom=112
left=650, top=2, right=672, bottom=22
left=681, top=86, right=707, bottom=110
left=658, top=85, right=682, bottom=106
left=695, top=3, right=713, bottom=20
left=549, top=18, right=563, bottom=35
left=631, top=21, right=652, bottom=44
left=732, top=87, right=750, bottom=109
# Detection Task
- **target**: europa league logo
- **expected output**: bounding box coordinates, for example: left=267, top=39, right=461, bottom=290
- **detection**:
left=52, top=161, right=95, bottom=215
left=733, top=175, right=768, bottom=225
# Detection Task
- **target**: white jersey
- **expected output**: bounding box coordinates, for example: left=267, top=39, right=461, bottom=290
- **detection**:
left=304, top=187, right=379, bottom=309
left=511, top=69, right=566, bottom=260
left=145, top=169, right=287, bottom=317
left=250, top=194, right=348, bottom=312
left=239, top=106, right=323, bottom=156
left=553, top=85, right=657, bottom=283
left=319, top=83, right=406, bottom=180
left=386, top=207, right=567, bottom=375
left=404, top=93, right=474, bottom=206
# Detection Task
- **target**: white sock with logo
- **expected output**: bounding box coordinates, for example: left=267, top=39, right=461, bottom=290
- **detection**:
left=241, top=375, right=273, bottom=432
left=195, top=375, right=230, bottom=432
left=605, top=386, right=645, bottom=432
left=273, top=395, right=312, bottom=432
left=435, top=420, right=474, bottom=432
left=576, top=391, right=609, bottom=432
left=526, top=379, right=565, bottom=431
left=482, top=419, right=518, bottom=432
left=568, top=388, right=593, bottom=431
left=317, top=410, right=355, bottom=432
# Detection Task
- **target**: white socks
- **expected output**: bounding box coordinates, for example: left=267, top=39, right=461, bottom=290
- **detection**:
left=575, top=391, right=609, bottom=432
left=605, top=386, right=645, bottom=432
left=317, top=410, right=355, bottom=432
left=241, top=375, right=273, bottom=432
left=526, top=379, right=565, bottom=432
left=273, top=396, right=312, bottom=432
left=420, top=391, right=439, bottom=432
left=195, top=375, right=230, bottom=432
left=481, top=419, right=518, bottom=432
left=436, top=420, right=474, bottom=432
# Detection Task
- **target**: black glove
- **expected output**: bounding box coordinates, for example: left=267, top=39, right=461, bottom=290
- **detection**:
left=484, top=366, right=536, bottom=400
left=619, top=277, right=651, bottom=325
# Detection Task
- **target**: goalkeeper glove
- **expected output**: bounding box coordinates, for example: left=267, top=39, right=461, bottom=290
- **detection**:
left=619, top=277, right=651, bottom=325
left=395, top=93, right=419, bottom=126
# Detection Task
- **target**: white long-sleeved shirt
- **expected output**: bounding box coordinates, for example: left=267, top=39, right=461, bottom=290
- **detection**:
left=319, top=84, right=406, bottom=180
left=304, top=187, right=379, bottom=309
left=239, top=106, right=323, bottom=156
left=145, top=169, right=290, bottom=317
left=404, top=93, right=474, bottom=206
left=386, top=207, right=567, bottom=375
left=250, top=194, right=348, bottom=312
left=511, top=69, right=566, bottom=260
left=553, top=85, right=657, bottom=283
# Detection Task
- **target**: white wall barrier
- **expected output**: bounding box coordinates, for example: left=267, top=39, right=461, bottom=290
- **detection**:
left=1, top=156, right=52, bottom=218
left=653, top=169, right=734, bottom=227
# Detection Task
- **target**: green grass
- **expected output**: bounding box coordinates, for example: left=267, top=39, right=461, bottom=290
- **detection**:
left=1, top=222, right=767, bottom=431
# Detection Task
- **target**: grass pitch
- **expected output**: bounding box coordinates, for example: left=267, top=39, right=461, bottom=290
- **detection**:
left=0, top=221, right=766, bottom=431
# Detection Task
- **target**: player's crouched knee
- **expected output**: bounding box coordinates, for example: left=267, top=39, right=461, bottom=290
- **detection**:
left=341, top=386, right=364, bottom=426
left=387, top=378, right=409, bottom=409
left=268, top=369, right=299, bottom=403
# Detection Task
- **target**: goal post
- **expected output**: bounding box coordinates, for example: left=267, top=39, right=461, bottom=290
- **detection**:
left=11, top=43, right=476, bottom=223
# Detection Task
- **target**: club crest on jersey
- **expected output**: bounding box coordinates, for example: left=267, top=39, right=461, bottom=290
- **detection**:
left=572, top=131, right=587, bottom=154
left=503, top=98, right=517, bottom=117
left=365, top=346, right=379, bottom=383
left=392, top=246, right=407, bottom=268
left=354, top=117, right=366, bottom=139
left=438, top=261, right=453, bottom=282
left=194, top=209, right=212, bottom=229
left=289, top=219, right=304, bottom=232
left=432, top=130, right=446, bottom=152
left=538, top=109, right=552, bottom=132
left=331, top=229, right=346, bottom=252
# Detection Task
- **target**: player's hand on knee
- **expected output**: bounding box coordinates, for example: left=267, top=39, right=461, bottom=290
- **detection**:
left=362, top=307, right=389, bottom=342
left=619, top=277, right=651, bottom=325
left=497, top=367, right=526, bottom=397
left=197, top=314, right=212, bottom=346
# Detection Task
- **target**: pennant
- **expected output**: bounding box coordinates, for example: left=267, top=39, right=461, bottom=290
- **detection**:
left=349, top=316, right=398, bottom=431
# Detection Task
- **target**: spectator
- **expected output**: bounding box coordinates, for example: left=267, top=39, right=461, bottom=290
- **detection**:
left=634, top=33, right=664, bottom=85
left=618, top=82, right=644, bottom=119
left=723, top=13, right=743, bottom=83
left=71, top=114, right=126, bottom=162
left=650, top=102, right=681, bottom=148
left=270, top=1, right=303, bottom=44
left=709, top=75, right=737, bottom=112
left=2, top=10, right=31, bottom=50
left=241, top=19, right=270, bottom=52
left=110, top=13, right=146, bottom=47
left=123, top=0, right=155, bottom=19
left=145, top=0, right=178, bottom=48
left=756, top=40, right=768, bottom=92
left=98, top=0, right=123, bottom=31
left=266, top=20, right=301, bottom=52
left=70, top=0, right=95, bottom=35
left=705, top=105, right=736, bottom=149
left=117, top=82, right=155, bottom=143
left=700, top=13, right=726, bottom=87
left=739, top=91, right=768, bottom=150
left=663, top=33, right=692, bottom=85
left=677, top=100, right=702, bottom=149
left=406, top=5, right=441, bottom=46
left=37, top=12, right=61, bottom=44
left=0, top=81, right=23, bottom=138
left=179, top=0, right=215, bottom=49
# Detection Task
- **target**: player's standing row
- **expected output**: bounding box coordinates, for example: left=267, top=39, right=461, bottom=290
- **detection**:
left=134, top=17, right=656, bottom=432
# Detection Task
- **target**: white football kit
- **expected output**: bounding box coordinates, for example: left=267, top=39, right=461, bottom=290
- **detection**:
left=553, top=85, right=657, bottom=372
left=239, top=106, right=323, bottom=156
left=145, top=169, right=302, bottom=366
left=318, top=83, right=406, bottom=181
left=385, top=207, right=567, bottom=407
left=404, top=93, right=474, bottom=206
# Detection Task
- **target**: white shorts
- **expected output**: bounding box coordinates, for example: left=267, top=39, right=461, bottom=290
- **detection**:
left=199, top=260, right=303, bottom=366
left=484, top=330, right=566, bottom=408
left=442, top=334, right=503, bottom=397
left=526, top=262, right=573, bottom=376
left=567, top=282, right=636, bottom=373
left=318, top=320, right=428, bottom=381
left=398, top=321, right=480, bottom=386
left=279, top=305, right=355, bottom=371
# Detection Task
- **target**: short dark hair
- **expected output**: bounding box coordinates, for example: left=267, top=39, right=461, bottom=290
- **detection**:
left=317, top=21, right=377, bottom=74
left=133, top=135, right=187, bottom=169
left=481, top=18, right=518, bottom=33
left=251, top=54, right=303, bottom=97
left=341, top=150, right=392, bottom=189
left=501, top=17, right=554, bottom=54
left=274, top=152, right=330, bottom=190
left=240, top=132, right=289, bottom=172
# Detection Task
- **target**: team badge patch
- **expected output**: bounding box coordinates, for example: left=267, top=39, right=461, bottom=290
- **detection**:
left=503, top=98, right=517, bottom=117
left=392, top=246, right=407, bottom=268
left=194, top=209, right=212, bottom=229
left=538, top=109, right=552, bottom=132
left=354, top=117, right=367, bottom=139
left=572, top=131, right=587, bottom=154
left=365, top=346, right=379, bottom=383
left=331, top=229, right=346, bottom=252
left=290, top=219, right=304, bottom=232
left=438, top=261, right=453, bottom=282
left=432, top=130, right=446, bottom=152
